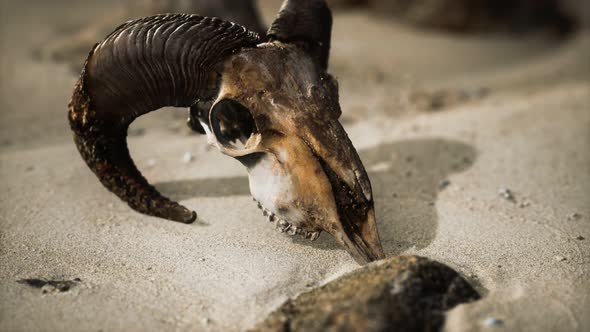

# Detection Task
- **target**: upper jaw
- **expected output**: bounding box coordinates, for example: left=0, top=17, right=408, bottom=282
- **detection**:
left=319, top=157, right=386, bottom=264
left=333, top=206, right=385, bottom=264
left=247, top=146, right=385, bottom=264
left=236, top=126, right=384, bottom=264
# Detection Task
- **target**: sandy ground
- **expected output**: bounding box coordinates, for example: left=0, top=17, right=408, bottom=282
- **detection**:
left=1, top=0, right=589, bottom=331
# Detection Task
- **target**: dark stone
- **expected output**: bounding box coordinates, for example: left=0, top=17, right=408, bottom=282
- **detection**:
left=17, top=278, right=81, bottom=293
left=251, top=256, right=479, bottom=332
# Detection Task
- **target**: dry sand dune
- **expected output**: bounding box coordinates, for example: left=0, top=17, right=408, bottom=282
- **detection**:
left=1, top=0, right=589, bottom=331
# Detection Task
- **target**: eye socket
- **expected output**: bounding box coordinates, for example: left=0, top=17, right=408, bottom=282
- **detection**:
left=210, top=99, right=258, bottom=150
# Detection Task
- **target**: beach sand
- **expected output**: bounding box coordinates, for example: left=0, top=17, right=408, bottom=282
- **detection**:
left=1, top=0, right=589, bottom=331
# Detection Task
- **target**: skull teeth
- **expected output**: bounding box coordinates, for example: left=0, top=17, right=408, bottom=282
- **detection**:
left=305, top=231, right=321, bottom=241
left=277, top=219, right=291, bottom=233
left=309, top=232, right=320, bottom=241
left=287, top=226, right=298, bottom=236
left=253, top=199, right=320, bottom=241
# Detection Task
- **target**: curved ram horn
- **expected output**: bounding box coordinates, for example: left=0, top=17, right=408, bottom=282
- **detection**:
left=68, top=14, right=260, bottom=223
left=267, top=0, right=332, bottom=70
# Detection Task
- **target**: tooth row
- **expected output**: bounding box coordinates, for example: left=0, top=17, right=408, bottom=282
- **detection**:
left=253, top=198, right=321, bottom=241
left=306, top=231, right=321, bottom=241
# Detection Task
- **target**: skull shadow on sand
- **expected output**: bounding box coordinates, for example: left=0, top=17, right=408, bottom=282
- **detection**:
left=156, top=138, right=477, bottom=257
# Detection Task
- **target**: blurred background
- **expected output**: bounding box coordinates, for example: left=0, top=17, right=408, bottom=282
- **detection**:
left=1, top=1, right=589, bottom=331
left=0, top=0, right=588, bottom=151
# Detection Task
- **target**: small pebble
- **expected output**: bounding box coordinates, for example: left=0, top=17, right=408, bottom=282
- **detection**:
left=576, top=236, right=585, bottom=241
left=199, top=258, right=206, bottom=262
left=567, top=213, right=581, bottom=221
left=183, top=152, right=194, bottom=163
left=498, top=188, right=515, bottom=202
left=554, top=255, right=567, bottom=262
left=484, top=318, right=503, bottom=327
left=518, top=201, right=530, bottom=208
left=438, top=179, right=451, bottom=190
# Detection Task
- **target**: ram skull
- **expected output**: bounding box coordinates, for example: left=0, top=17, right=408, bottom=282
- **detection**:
left=68, top=0, right=385, bottom=264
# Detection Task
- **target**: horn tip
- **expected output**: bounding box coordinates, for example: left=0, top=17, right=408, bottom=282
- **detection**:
left=169, top=207, right=197, bottom=224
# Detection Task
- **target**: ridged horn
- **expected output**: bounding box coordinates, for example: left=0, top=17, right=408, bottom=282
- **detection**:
left=68, top=14, right=260, bottom=223
left=267, top=0, right=332, bottom=69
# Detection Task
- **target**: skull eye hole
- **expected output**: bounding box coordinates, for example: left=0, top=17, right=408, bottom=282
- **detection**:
left=211, top=99, right=257, bottom=150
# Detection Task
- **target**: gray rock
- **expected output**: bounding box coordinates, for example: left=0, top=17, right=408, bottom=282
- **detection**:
left=251, top=256, right=480, bottom=332
left=17, top=277, right=81, bottom=293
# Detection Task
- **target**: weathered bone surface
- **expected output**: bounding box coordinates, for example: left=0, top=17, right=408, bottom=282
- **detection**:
left=69, top=0, right=386, bottom=264
left=250, top=256, right=480, bottom=332
left=206, top=42, right=384, bottom=263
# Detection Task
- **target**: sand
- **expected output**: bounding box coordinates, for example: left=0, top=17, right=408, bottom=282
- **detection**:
left=1, top=0, right=589, bottom=331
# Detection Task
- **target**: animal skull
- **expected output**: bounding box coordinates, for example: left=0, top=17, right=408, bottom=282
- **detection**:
left=68, top=0, right=385, bottom=264
left=199, top=44, right=383, bottom=262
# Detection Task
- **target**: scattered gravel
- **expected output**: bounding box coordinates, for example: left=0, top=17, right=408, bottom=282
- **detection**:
left=183, top=152, right=194, bottom=163
left=483, top=317, right=504, bottom=327
left=518, top=200, right=530, bottom=208
left=438, top=179, right=451, bottom=190
left=567, top=212, right=581, bottom=220
left=498, top=188, right=515, bottom=202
